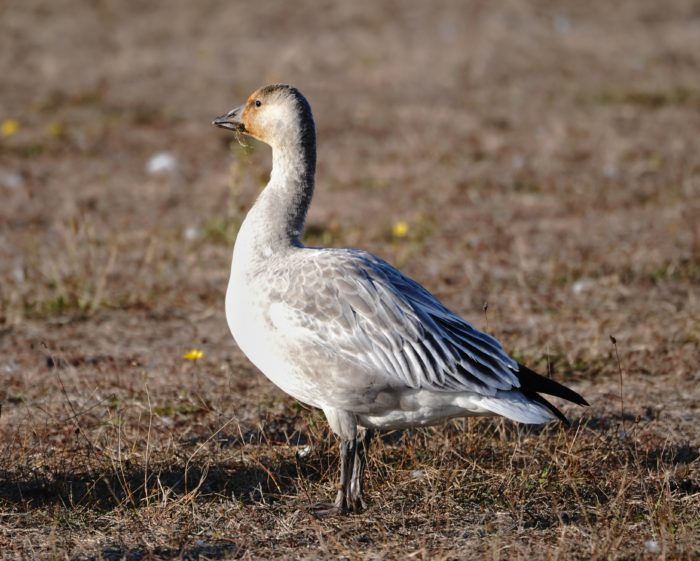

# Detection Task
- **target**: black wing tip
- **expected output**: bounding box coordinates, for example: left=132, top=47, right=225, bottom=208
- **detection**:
left=524, top=390, right=571, bottom=426
left=517, top=362, right=589, bottom=408
left=556, top=412, right=572, bottom=428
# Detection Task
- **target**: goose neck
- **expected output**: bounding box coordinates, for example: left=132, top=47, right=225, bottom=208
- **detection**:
left=247, top=133, right=316, bottom=250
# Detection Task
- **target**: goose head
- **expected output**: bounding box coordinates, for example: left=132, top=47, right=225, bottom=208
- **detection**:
left=213, top=84, right=314, bottom=150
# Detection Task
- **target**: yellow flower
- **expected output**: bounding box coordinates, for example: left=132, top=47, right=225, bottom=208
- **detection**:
left=182, top=349, right=204, bottom=361
left=47, top=122, right=65, bottom=138
left=1, top=119, right=19, bottom=137
left=392, top=221, right=409, bottom=238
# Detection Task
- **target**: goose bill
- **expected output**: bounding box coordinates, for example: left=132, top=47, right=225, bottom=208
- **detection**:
left=212, top=105, right=245, bottom=132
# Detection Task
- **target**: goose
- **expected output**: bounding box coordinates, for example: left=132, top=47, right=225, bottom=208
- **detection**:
left=213, top=84, right=588, bottom=514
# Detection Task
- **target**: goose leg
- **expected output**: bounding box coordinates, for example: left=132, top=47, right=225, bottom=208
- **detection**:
left=310, top=408, right=362, bottom=516
left=332, top=438, right=357, bottom=511
left=310, top=437, right=357, bottom=516
left=348, top=428, right=374, bottom=512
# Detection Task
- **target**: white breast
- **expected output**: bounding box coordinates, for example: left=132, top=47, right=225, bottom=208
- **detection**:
left=225, top=271, right=323, bottom=409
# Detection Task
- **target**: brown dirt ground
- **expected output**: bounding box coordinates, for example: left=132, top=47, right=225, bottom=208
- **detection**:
left=1, top=0, right=699, bottom=559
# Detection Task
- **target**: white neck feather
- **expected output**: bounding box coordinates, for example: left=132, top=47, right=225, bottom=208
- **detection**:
left=233, top=110, right=316, bottom=263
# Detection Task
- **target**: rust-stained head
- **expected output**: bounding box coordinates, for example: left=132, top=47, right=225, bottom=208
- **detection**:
left=213, top=84, right=314, bottom=149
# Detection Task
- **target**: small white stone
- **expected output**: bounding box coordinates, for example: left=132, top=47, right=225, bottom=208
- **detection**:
left=0, top=169, right=24, bottom=190
left=572, top=278, right=595, bottom=294
left=644, top=539, right=660, bottom=553
left=296, top=445, right=312, bottom=458
left=603, top=164, right=618, bottom=178
left=410, top=469, right=425, bottom=479
left=146, top=152, right=178, bottom=175
left=12, top=266, right=25, bottom=283
left=184, top=226, right=200, bottom=241
left=553, top=15, right=572, bottom=34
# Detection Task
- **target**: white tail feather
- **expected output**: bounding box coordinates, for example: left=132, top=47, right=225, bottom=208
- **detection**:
left=474, top=392, right=554, bottom=424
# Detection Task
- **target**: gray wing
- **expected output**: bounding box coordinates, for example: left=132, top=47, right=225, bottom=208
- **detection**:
left=275, top=248, right=520, bottom=396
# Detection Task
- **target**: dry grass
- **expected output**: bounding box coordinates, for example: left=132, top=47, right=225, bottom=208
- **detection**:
left=1, top=0, right=699, bottom=559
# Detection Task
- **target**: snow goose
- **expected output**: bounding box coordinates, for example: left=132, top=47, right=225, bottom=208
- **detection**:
left=213, top=84, right=588, bottom=513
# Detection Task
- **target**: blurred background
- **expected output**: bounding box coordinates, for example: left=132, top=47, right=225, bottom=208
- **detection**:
left=0, top=0, right=698, bottom=558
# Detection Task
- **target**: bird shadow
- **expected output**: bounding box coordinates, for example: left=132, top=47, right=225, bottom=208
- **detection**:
left=0, top=454, right=326, bottom=512
left=71, top=541, right=238, bottom=561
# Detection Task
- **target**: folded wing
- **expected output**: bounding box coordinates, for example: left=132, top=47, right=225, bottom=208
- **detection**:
left=276, top=249, right=525, bottom=398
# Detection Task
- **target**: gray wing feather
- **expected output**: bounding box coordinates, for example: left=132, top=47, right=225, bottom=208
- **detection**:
left=288, top=248, right=520, bottom=396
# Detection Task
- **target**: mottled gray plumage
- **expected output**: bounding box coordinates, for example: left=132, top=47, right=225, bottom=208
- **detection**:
left=271, top=248, right=519, bottom=397
left=213, top=84, right=587, bottom=513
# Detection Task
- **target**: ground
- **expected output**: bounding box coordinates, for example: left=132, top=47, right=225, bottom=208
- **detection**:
left=1, top=0, right=699, bottom=559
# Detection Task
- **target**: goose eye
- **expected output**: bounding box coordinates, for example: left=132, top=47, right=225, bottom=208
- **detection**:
left=255, top=99, right=262, bottom=107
